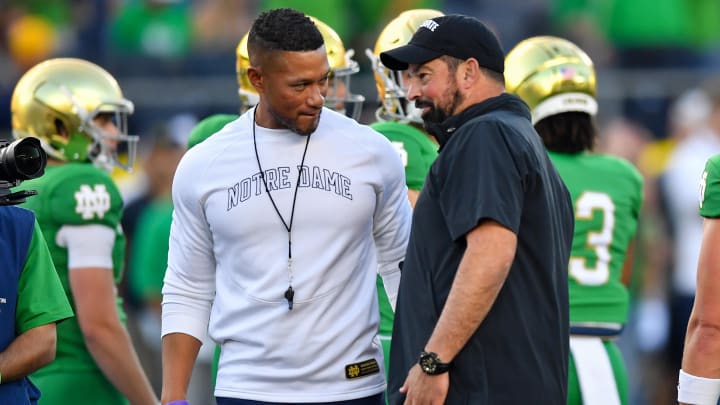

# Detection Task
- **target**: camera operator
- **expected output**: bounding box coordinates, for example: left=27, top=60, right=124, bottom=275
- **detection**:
left=0, top=136, right=73, bottom=404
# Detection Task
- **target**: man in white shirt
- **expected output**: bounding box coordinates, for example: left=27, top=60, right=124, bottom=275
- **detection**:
left=160, top=8, right=411, bottom=405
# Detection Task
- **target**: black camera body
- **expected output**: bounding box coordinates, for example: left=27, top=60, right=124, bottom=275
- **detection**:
left=0, top=137, right=47, bottom=206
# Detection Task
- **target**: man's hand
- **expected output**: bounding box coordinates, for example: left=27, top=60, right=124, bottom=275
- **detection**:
left=399, top=364, right=449, bottom=405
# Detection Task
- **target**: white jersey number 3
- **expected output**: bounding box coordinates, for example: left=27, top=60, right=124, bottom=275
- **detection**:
left=570, top=191, right=615, bottom=286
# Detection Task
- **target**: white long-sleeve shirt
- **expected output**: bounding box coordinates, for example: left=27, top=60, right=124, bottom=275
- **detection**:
left=162, top=107, right=411, bottom=402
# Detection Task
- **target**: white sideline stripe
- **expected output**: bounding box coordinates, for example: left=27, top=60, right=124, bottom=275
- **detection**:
left=570, top=336, right=621, bottom=405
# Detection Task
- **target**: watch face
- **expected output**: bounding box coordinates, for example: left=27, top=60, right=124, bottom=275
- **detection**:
left=419, top=351, right=450, bottom=375
left=419, top=353, right=437, bottom=374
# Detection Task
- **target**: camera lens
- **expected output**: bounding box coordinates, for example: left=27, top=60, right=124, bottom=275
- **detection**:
left=15, top=141, right=44, bottom=175
left=0, top=137, right=47, bottom=181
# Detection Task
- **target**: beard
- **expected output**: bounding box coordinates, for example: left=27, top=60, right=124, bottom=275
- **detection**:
left=267, top=105, right=322, bottom=136
left=415, top=81, right=464, bottom=124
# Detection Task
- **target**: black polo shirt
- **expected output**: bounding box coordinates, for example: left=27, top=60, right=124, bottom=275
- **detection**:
left=388, top=94, right=573, bottom=404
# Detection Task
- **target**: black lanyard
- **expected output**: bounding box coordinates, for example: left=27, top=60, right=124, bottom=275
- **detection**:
left=252, top=108, right=311, bottom=310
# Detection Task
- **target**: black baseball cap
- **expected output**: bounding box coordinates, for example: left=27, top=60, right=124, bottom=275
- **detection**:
left=380, top=14, right=504, bottom=74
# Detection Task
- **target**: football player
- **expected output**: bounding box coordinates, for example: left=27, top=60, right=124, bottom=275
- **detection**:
left=11, top=58, right=157, bottom=405
left=678, top=152, right=720, bottom=405
left=364, top=8, right=444, bottom=376
left=506, top=37, right=643, bottom=405
left=365, top=8, right=443, bottom=209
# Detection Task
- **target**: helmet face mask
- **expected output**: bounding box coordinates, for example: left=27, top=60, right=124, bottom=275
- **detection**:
left=367, top=9, right=445, bottom=124
left=11, top=58, right=138, bottom=172
left=325, top=48, right=364, bottom=120
left=504, top=36, right=598, bottom=124
left=236, top=16, right=365, bottom=119
left=82, top=105, right=136, bottom=172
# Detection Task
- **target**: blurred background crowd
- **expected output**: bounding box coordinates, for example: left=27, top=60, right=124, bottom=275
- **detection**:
left=2, top=0, right=720, bottom=404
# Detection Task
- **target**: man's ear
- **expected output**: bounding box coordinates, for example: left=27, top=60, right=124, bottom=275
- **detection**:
left=460, top=58, right=480, bottom=89
left=247, top=66, right=263, bottom=93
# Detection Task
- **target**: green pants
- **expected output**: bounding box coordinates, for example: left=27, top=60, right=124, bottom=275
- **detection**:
left=376, top=275, right=394, bottom=376
left=568, top=338, right=628, bottom=405
left=32, top=369, right=127, bottom=405
left=212, top=344, right=221, bottom=389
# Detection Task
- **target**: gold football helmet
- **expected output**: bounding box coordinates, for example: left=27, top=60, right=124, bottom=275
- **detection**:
left=236, top=16, right=364, bottom=119
left=366, top=9, right=445, bottom=123
left=236, top=33, right=257, bottom=110
left=11, top=58, right=137, bottom=172
left=504, top=36, right=597, bottom=124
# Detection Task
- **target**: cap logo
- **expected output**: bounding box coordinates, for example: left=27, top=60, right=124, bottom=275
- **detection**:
left=419, top=19, right=439, bottom=32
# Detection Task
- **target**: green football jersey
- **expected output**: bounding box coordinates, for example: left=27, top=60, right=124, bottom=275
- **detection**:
left=370, top=121, right=438, bottom=191
left=187, top=113, right=238, bottom=149
left=370, top=121, right=438, bottom=374
left=18, top=163, right=127, bottom=373
left=699, top=153, right=720, bottom=218
left=549, top=152, right=643, bottom=325
left=188, top=113, right=239, bottom=387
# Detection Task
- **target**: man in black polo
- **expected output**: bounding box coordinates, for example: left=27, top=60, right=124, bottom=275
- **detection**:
left=380, top=14, right=574, bottom=404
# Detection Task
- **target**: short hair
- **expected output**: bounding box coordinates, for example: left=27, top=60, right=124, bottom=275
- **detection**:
left=247, top=8, right=324, bottom=65
left=534, top=112, right=596, bottom=153
left=440, top=55, right=462, bottom=74
left=441, top=55, right=505, bottom=85
left=480, top=66, right=505, bottom=85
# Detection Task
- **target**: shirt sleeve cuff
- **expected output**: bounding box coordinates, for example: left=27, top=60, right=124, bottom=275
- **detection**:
left=161, top=294, right=211, bottom=342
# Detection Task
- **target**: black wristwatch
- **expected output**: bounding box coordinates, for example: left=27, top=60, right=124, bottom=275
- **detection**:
left=418, top=351, right=451, bottom=375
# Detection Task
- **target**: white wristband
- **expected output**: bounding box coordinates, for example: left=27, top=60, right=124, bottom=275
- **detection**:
left=678, top=369, right=720, bottom=404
